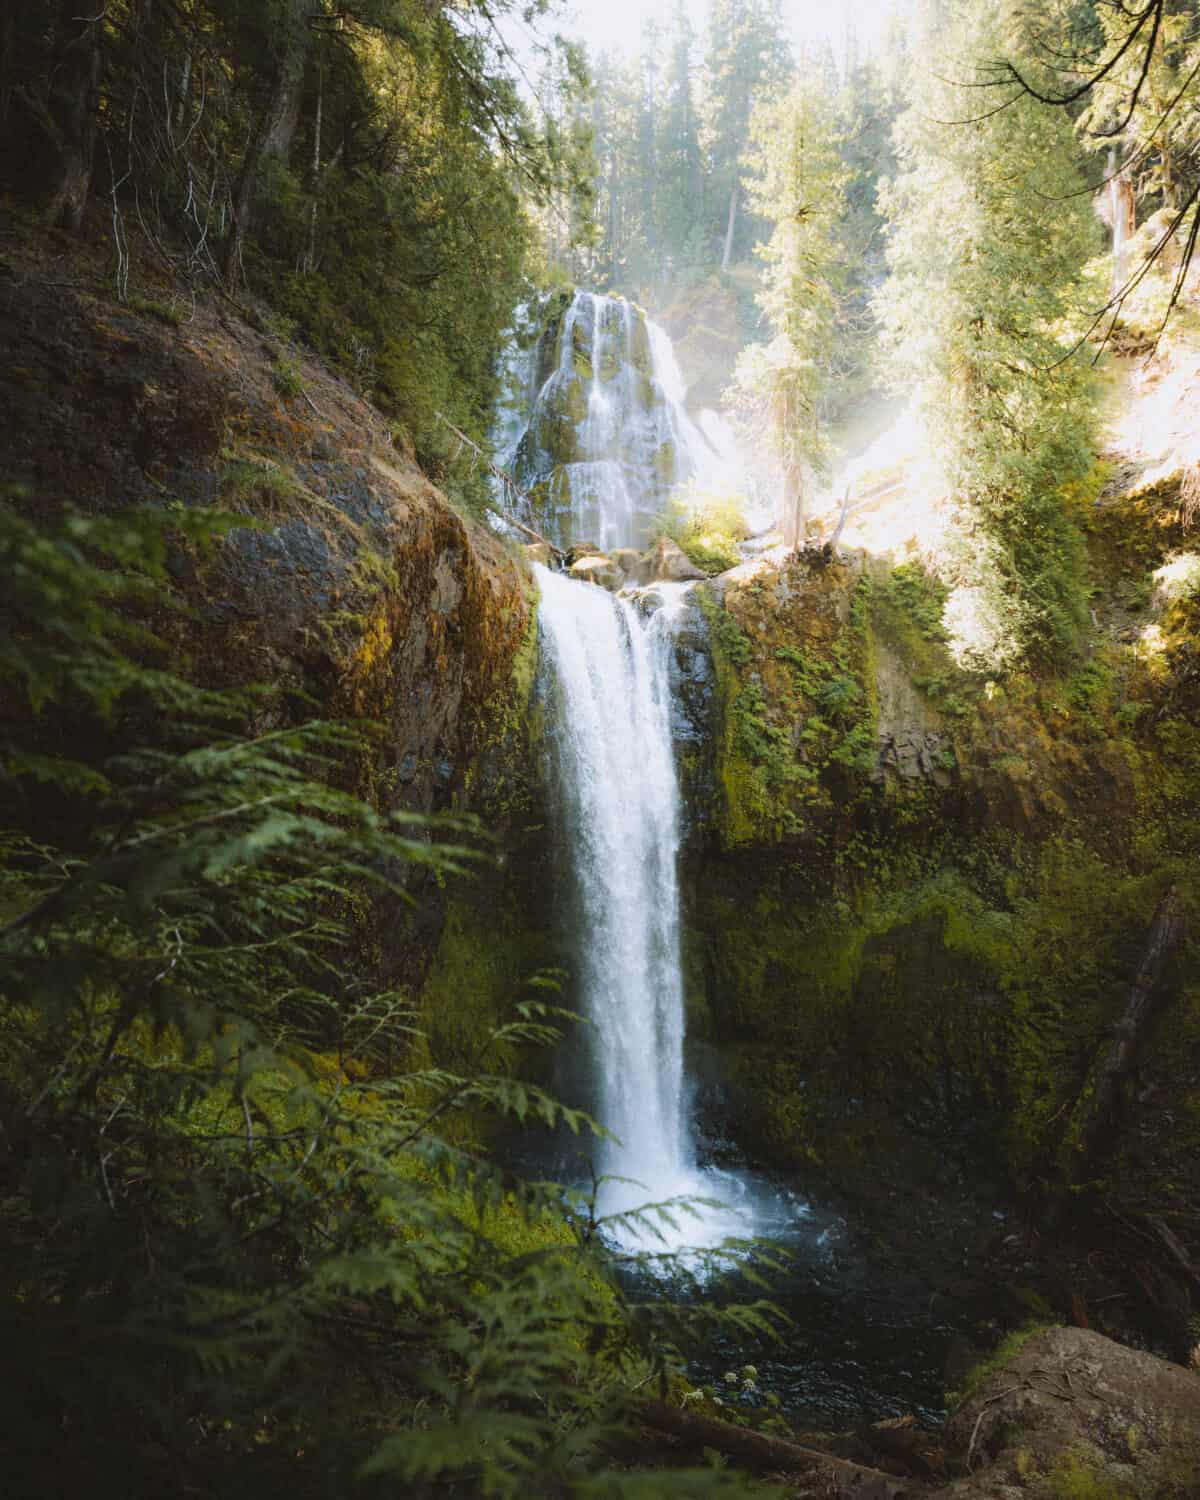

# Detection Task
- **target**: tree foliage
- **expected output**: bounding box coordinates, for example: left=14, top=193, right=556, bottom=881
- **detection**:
left=992, top=0, right=1200, bottom=339
left=878, top=0, right=1102, bottom=667
left=0, top=0, right=588, bottom=483
left=733, top=80, right=847, bottom=544
left=566, top=0, right=791, bottom=293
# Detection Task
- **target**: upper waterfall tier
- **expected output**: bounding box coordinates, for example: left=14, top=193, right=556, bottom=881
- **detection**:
left=495, top=290, right=719, bottom=552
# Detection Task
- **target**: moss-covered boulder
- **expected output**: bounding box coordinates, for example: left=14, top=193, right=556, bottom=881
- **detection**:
left=935, top=1327, right=1200, bottom=1498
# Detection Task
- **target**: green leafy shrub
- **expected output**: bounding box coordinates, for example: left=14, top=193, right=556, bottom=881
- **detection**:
left=880, top=561, right=950, bottom=643
left=270, top=354, right=305, bottom=398
left=656, top=488, right=751, bottom=575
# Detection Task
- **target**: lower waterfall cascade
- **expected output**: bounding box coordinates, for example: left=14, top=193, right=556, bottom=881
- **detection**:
left=535, top=563, right=754, bottom=1250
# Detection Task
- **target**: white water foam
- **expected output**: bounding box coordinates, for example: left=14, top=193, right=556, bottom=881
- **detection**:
left=536, top=564, right=759, bottom=1254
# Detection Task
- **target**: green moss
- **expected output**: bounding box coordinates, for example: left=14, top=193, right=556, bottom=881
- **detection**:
left=128, top=294, right=184, bottom=328
left=699, top=562, right=881, bottom=849
left=1040, top=1449, right=1127, bottom=1500
left=946, top=1323, right=1053, bottom=1408
left=461, top=591, right=543, bottom=820
left=416, top=891, right=552, bottom=1080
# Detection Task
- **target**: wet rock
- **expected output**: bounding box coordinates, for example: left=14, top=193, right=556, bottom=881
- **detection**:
left=610, top=546, right=652, bottom=585
left=652, top=535, right=706, bottom=582
left=523, top=541, right=556, bottom=567
left=874, top=643, right=951, bottom=785
left=666, top=595, right=714, bottom=748
left=568, top=552, right=623, bottom=590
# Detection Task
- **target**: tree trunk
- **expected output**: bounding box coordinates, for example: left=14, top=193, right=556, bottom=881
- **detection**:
left=175, top=52, right=192, bottom=134
left=44, top=0, right=101, bottom=231
left=720, top=178, right=738, bottom=272
left=1080, top=885, right=1185, bottom=1169
left=222, top=0, right=316, bottom=290
left=634, top=1397, right=912, bottom=1498
left=302, top=62, right=322, bottom=273
left=780, top=461, right=806, bottom=551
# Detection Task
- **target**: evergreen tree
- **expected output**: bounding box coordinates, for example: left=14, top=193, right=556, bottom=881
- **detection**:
left=826, top=50, right=904, bottom=431
left=701, top=0, right=791, bottom=273
left=733, top=77, right=846, bottom=544
left=637, top=18, right=663, bottom=267
left=658, top=3, right=706, bottom=280
left=878, top=0, right=1102, bottom=667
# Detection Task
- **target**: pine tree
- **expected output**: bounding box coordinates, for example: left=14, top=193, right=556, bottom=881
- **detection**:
left=701, top=0, right=791, bottom=273
left=658, top=3, right=705, bottom=280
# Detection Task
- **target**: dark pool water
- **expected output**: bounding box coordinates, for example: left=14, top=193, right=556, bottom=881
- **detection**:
left=501, top=1124, right=1011, bottom=1427
left=616, top=1164, right=996, bottom=1426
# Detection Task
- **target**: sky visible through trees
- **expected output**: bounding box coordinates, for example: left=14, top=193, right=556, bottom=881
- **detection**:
left=559, top=0, right=912, bottom=67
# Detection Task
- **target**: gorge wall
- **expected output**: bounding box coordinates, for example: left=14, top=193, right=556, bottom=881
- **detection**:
left=7, top=236, right=1199, bottom=1355
left=0, top=231, right=556, bottom=1081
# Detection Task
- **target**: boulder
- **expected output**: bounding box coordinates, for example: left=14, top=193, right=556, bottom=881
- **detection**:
left=610, top=546, right=652, bottom=585
left=523, top=542, right=556, bottom=568
left=651, top=535, right=706, bottom=582
left=932, top=1326, right=1200, bottom=1497
left=568, top=553, right=623, bottom=590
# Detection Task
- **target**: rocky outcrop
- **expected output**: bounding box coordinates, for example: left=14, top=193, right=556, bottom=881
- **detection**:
left=652, top=534, right=707, bottom=582
left=874, top=642, right=952, bottom=785
left=0, top=233, right=537, bottom=1011
left=935, top=1327, right=1200, bottom=1497
left=568, top=550, right=624, bottom=589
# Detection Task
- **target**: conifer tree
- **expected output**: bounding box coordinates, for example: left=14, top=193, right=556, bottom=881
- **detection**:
left=702, top=0, right=791, bottom=273
left=734, top=78, right=846, bottom=545
left=878, top=0, right=1101, bottom=667
left=658, top=3, right=705, bottom=279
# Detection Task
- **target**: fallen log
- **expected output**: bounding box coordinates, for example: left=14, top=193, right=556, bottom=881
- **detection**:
left=633, top=1397, right=913, bottom=1498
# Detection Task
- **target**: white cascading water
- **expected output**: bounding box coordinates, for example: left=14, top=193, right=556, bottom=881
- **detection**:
left=498, top=289, right=723, bottom=549
left=535, top=567, right=686, bottom=1182
left=515, top=292, right=756, bottom=1252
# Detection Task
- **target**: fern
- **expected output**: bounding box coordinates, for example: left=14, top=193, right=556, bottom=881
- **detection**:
left=0, top=500, right=776, bottom=1498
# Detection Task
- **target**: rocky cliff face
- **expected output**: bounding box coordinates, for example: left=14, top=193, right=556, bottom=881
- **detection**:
left=0, top=230, right=543, bottom=1041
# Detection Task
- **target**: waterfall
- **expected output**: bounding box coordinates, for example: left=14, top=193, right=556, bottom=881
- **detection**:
left=536, top=565, right=688, bottom=1195
left=513, top=291, right=758, bottom=1252
left=501, top=289, right=720, bottom=552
